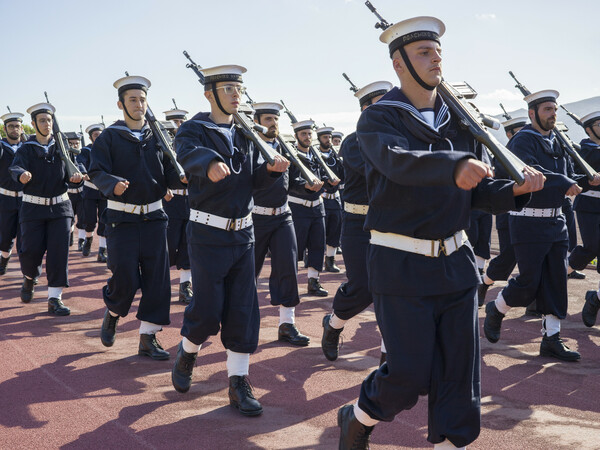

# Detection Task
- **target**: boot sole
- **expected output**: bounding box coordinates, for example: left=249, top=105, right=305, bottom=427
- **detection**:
left=229, top=401, right=263, bottom=417
left=539, top=349, right=581, bottom=361
left=138, top=350, right=170, bottom=361
left=278, top=335, right=310, bottom=347
left=48, top=308, right=71, bottom=316
left=308, top=291, right=328, bottom=297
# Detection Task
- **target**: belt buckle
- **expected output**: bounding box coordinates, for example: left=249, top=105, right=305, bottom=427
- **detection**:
left=125, top=204, right=138, bottom=214
left=140, top=204, right=147, bottom=214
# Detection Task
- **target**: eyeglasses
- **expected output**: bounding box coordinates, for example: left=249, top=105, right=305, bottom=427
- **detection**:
left=593, top=122, right=600, bottom=129
left=215, top=85, right=246, bottom=96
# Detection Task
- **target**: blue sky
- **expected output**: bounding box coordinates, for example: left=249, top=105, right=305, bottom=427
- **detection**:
left=2, top=0, right=598, bottom=136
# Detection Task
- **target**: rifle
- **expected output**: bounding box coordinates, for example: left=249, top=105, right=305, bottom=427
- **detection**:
left=508, top=71, right=595, bottom=180
left=182, top=50, right=278, bottom=166
left=342, top=73, right=359, bottom=93
left=43, top=92, right=81, bottom=178
left=559, top=104, right=584, bottom=129
left=123, top=71, right=186, bottom=181
left=79, top=125, right=86, bottom=148
left=499, top=103, right=512, bottom=121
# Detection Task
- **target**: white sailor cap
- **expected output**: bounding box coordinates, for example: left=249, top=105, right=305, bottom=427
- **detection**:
left=161, top=120, right=177, bottom=131
left=380, top=16, right=445, bottom=58
left=316, top=126, right=334, bottom=137
left=1, top=112, right=24, bottom=124
left=581, top=111, right=600, bottom=128
left=200, top=65, right=246, bottom=85
left=355, top=81, right=393, bottom=107
left=27, top=102, right=56, bottom=117
left=292, top=120, right=315, bottom=132
left=163, top=109, right=189, bottom=120
left=85, top=123, right=105, bottom=135
left=113, top=75, right=151, bottom=96
left=332, top=131, right=344, bottom=139
left=502, top=117, right=528, bottom=132
left=252, top=102, right=283, bottom=116
left=524, top=90, right=559, bottom=108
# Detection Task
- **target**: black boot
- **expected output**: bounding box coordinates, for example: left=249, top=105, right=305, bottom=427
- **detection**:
left=321, top=314, right=343, bottom=361
left=308, top=277, right=328, bottom=297
left=97, top=247, right=107, bottom=263
left=540, top=333, right=581, bottom=361
left=139, top=333, right=170, bottom=360
left=379, top=352, right=387, bottom=366
left=582, top=290, right=600, bottom=327
left=172, top=342, right=197, bottom=393
left=0, top=255, right=10, bottom=275
left=477, top=282, right=491, bottom=307
left=82, top=236, right=93, bottom=256
left=525, top=300, right=542, bottom=318
left=179, top=281, right=193, bottom=304
left=568, top=270, right=586, bottom=280
left=20, top=277, right=35, bottom=303
left=78, top=238, right=84, bottom=251
left=228, top=375, right=263, bottom=416
left=325, top=256, right=341, bottom=273
left=48, top=297, right=70, bottom=316
left=100, top=309, right=119, bottom=347
left=338, top=404, right=374, bottom=450
left=484, top=301, right=505, bottom=343
left=278, top=323, right=310, bottom=346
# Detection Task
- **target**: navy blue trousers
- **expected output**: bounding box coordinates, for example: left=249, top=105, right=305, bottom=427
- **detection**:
left=486, top=224, right=516, bottom=282
left=19, top=217, right=71, bottom=287
left=68, top=192, right=85, bottom=230
left=83, top=198, right=106, bottom=236
left=502, top=240, right=568, bottom=318
left=103, top=220, right=171, bottom=325
left=325, top=207, right=342, bottom=248
left=358, top=286, right=480, bottom=447
left=563, top=197, right=577, bottom=252
left=167, top=217, right=190, bottom=270
left=292, top=211, right=325, bottom=272
left=467, top=210, right=492, bottom=259
left=332, top=213, right=372, bottom=320
left=182, top=241, right=259, bottom=353
left=254, top=214, right=299, bottom=307
left=0, top=198, right=21, bottom=253
left=569, top=211, right=600, bottom=273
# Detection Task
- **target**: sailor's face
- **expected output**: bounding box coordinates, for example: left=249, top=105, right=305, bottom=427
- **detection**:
left=33, top=113, right=52, bottom=135
left=118, top=89, right=147, bottom=121
left=319, top=133, right=332, bottom=149
left=534, top=102, right=557, bottom=130
left=5, top=121, right=23, bottom=140
left=296, top=129, right=312, bottom=148
left=396, top=40, right=443, bottom=87
left=258, top=113, right=279, bottom=139
left=214, top=81, right=242, bottom=114
left=68, top=139, right=81, bottom=149
left=332, top=137, right=342, bottom=146
left=90, top=130, right=102, bottom=142
left=172, top=118, right=185, bottom=128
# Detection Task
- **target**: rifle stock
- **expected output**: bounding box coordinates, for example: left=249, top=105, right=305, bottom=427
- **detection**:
left=43, top=92, right=81, bottom=179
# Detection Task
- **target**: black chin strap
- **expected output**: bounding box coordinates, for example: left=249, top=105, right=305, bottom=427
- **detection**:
left=591, top=127, right=600, bottom=141
left=398, top=46, right=436, bottom=91
left=211, top=85, right=230, bottom=116
left=534, top=106, right=552, bottom=132
left=33, top=115, right=50, bottom=138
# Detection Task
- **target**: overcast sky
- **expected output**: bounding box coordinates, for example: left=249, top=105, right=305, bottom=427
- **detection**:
left=2, top=0, right=598, bottom=136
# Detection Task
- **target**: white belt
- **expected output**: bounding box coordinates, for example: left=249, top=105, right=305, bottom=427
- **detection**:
left=172, top=189, right=187, bottom=196
left=288, top=196, right=323, bottom=208
left=0, top=187, right=22, bottom=198
left=107, top=199, right=163, bottom=215
left=344, top=202, right=369, bottom=215
left=22, top=192, right=69, bottom=206
left=68, top=187, right=83, bottom=194
left=370, top=229, right=468, bottom=258
left=84, top=181, right=98, bottom=190
left=581, top=191, right=600, bottom=199
left=252, top=203, right=290, bottom=216
left=322, top=192, right=340, bottom=200
left=189, top=209, right=253, bottom=231
left=509, top=207, right=562, bottom=218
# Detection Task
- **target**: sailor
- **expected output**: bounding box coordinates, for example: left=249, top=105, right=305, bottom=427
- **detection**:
left=337, top=17, right=544, bottom=449
left=64, top=132, right=86, bottom=249
left=288, top=119, right=328, bottom=296
left=332, top=131, right=344, bottom=147
left=78, top=123, right=107, bottom=261
left=0, top=112, right=25, bottom=275
left=89, top=75, right=183, bottom=360
left=164, top=108, right=188, bottom=129
left=484, top=90, right=600, bottom=362
left=251, top=101, right=310, bottom=346
left=321, top=80, right=392, bottom=362
left=567, top=111, right=600, bottom=327
left=170, top=65, right=289, bottom=416
left=316, top=126, right=344, bottom=273
left=9, top=102, right=82, bottom=315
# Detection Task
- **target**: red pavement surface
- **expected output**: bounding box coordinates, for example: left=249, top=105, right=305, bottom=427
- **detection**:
left=1, top=238, right=600, bottom=449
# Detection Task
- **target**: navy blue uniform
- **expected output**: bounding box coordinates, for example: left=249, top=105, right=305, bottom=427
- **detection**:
left=288, top=149, right=326, bottom=271
left=67, top=150, right=85, bottom=235
left=175, top=113, right=280, bottom=353
left=321, top=149, right=345, bottom=248
left=163, top=183, right=190, bottom=271
left=89, top=121, right=180, bottom=325
left=78, top=145, right=106, bottom=236
left=569, top=138, right=600, bottom=272
left=501, top=125, right=588, bottom=318
left=355, top=88, right=528, bottom=447
left=9, top=136, right=74, bottom=286
left=0, top=139, right=23, bottom=256
left=252, top=140, right=299, bottom=307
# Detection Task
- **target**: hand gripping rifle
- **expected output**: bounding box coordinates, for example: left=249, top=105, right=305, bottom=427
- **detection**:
left=364, top=2, right=526, bottom=185
left=509, top=71, right=595, bottom=180
left=43, top=92, right=81, bottom=178
left=182, top=51, right=279, bottom=166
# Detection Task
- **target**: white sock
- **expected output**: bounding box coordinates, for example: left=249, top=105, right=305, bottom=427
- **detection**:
left=108, top=309, right=119, bottom=318
left=329, top=313, right=347, bottom=330
left=139, top=321, right=162, bottom=335
left=99, top=236, right=107, bottom=247
left=48, top=286, right=63, bottom=299
left=434, top=439, right=466, bottom=449
left=307, top=267, right=319, bottom=279
left=326, top=245, right=336, bottom=257
left=1, top=251, right=10, bottom=258
left=226, top=350, right=250, bottom=377
left=353, top=402, right=379, bottom=427
left=475, top=256, right=486, bottom=270
left=279, top=306, right=295, bottom=325
left=596, top=281, right=600, bottom=299
left=180, top=269, right=192, bottom=283
left=567, top=266, right=574, bottom=275
left=78, top=229, right=86, bottom=239
left=483, top=274, right=495, bottom=286
left=542, top=315, right=561, bottom=337
left=380, top=338, right=387, bottom=354
left=182, top=337, right=201, bottom=354
left=86, top=232, right=93, bottom=238
left=494, top=292, right=511, bottom=315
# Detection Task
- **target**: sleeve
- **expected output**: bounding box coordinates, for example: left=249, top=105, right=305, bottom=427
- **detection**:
left=251, top=141, right=282, bottom=190
left=175, top=122, right=225, bottom=180
left=342, top=135, right=365, bottom=178
left=9, top=147, right=29, bottom=183
left=88, top=131, right=128, bottom=199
